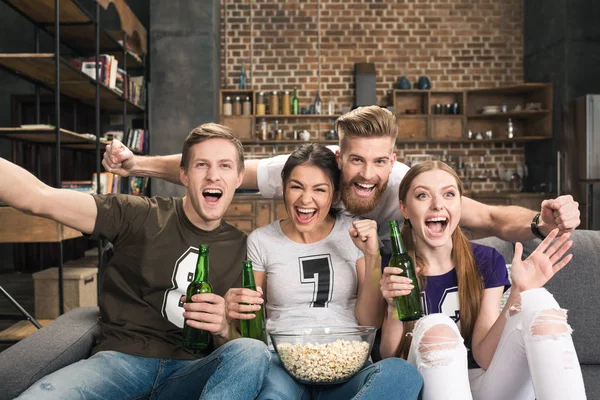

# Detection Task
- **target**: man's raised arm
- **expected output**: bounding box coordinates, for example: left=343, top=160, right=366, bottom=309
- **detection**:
left=102, top=139, right=261, bottom=189
left=460, top=195, right=580, bottom=242
left=0, top=157, right=97, bottom=234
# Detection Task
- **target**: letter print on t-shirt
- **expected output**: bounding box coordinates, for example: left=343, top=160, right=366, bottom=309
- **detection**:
left=161, top=246, right=199, bottom=328
left=299, top=254, right=334, bottom=308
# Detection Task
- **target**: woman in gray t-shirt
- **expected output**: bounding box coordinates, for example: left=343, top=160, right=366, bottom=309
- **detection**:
left=227, top=143, right=422, bottom=400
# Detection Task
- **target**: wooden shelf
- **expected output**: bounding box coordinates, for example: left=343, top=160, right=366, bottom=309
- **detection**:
left=0, top=127, right=109, bottom=150
left=395, top=136, right=551, bottom=144
left=396, top=114, right=429, bottom=119
left=467, top=110, right=550, bottom=119
left=242, top=140, right=338, bottom=145
left=0, top=206, right=82, bottom=243
left=257, top=114, right=341, bottom=119
left=4, top=0, right=144, bottom=68
left=467, top=83, right=551, bottom=94
left=0, top=54, right=144, bottom=112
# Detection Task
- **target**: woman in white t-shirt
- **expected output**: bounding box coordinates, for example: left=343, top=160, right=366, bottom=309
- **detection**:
left=226, top=143, right=422, bottom=400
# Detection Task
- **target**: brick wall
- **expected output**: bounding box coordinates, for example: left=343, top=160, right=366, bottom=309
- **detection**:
left=222, top=0, right=525, bottom=192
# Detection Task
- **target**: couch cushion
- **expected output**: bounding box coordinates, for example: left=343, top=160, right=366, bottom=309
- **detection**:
left=580, top=364, right=600, bottom=400
left=0, top=307, right=101, bottom=400
left=523, top=230, right=600, bottom=365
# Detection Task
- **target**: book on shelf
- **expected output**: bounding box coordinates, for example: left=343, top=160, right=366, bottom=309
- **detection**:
left=91, top=173, right=121, bottom=195
left=123, top=128, right=148, bottom=153
left=129, top=176, right=148, bottom=196
left=71, top=54, right=118, bottom=89
left=61, top=180, right=94, bottom=194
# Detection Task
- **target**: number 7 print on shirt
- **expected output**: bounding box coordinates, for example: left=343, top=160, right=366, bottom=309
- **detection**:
left=299, top=254, right=334, bottom=308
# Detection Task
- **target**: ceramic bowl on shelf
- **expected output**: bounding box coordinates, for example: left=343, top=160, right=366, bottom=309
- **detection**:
left=480, top=105, right=501, bottom=114
left=405, top=109, right=418, bottom=114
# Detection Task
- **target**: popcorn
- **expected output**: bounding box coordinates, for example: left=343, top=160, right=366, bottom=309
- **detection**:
left=276, top=339, right=370, bottom=383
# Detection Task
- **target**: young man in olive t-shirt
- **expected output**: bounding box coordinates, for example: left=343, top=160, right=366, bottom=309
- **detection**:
left=0, top=124, right=270, bottom=399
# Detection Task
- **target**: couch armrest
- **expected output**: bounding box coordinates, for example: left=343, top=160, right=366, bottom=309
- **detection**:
left=0, top=307, right=101, bottom=400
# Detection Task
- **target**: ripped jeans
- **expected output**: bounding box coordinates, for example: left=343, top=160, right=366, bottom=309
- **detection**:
left=407, top=288, right=586, bottom=400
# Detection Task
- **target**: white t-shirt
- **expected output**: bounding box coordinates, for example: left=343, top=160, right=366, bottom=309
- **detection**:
left=256, top=145, right=410, bottom=250
left=247, top=214, right=364, bottom=334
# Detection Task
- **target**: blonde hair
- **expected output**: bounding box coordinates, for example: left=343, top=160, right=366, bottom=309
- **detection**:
left=334, top=106, right=397, bottom=152
left=180, top=123, right=245, bottom=172
left=394, top=160, right=483, bottom=359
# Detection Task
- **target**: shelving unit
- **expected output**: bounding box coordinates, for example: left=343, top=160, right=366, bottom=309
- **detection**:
left=393, top=83, right=553, bottom=142
left=219, top=88, right=340, bottom=142
left=0, top=0, right=148, bottom=324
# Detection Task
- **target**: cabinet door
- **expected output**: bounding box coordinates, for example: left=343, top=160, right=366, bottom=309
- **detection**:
left=225, top=201, right=254, bottom=217
left=275, top=200, right=288, bottom=220
left=510, top=196, right=545, bottom=211
left=256, top=201, right=273, bottom=228
left=227, top=219, right=254, bottom=234
left=396, top=117, right=427, bottom=141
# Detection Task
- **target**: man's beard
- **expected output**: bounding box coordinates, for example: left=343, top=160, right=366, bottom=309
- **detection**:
left=340, top=177, right=388, bottom=215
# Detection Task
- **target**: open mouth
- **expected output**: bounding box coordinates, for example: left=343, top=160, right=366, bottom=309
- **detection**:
left=425, top=217, right=448, bottom=237
left=295, top=207, right=317, bottom=224
left=202, top=189, right=223, bottom=204
left=352, top=182, right=376, bottom=198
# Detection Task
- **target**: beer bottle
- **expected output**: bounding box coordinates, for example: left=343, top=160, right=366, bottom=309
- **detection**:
left=182, top=244, right=213, bottom=350
left=388, top=220, right=423, bottom=321
left=239, top=260, right=267, bottom=343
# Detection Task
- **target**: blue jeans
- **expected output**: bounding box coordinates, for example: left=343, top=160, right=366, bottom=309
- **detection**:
left=17, top=338, right=271, bottom=400
left=258, top=352, right=422, bottom=400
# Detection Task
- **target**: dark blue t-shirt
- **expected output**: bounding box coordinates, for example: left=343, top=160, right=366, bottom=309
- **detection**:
left=421, top=243, right=511, bottom=320
left=420, top=243, right=511, bottom=369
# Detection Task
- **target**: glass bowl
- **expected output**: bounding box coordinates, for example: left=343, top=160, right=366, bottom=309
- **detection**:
left=269, top=326, right=376, bottom=385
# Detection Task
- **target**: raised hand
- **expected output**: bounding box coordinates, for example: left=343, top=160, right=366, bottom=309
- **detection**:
left=224, top=287, right=264, bottom=320
left=540, top=195, right=580, bottom=235
left=102, top=138, right=135, bottom=177
left=380, top=266, right=419, bottom=307
left=349, top=219, right=380, bottom=256
left=511, top=228, right=573, bottom=292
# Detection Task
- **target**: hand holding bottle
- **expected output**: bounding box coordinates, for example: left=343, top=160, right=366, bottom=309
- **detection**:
left=380, top=266, right=421, bottom=307
left=510, top=228, right=573, bottom=292
left=182, top=293, right=230, bottom=339
left=225, top=287, right=264, bottom=320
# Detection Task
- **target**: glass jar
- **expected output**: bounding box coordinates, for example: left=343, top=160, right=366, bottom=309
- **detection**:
left=282, top=91, right=290, bottom=115
left=223, top=96, right=232, bottom=116
left=233, top=96, right=242, bottom=116
left=242, top=96, right=252, bottom=115
left=270, top=91, right=279, bottom=115
left=258, top=118, right=268, bottom=141
left=256, top=92, right=266, bottom=116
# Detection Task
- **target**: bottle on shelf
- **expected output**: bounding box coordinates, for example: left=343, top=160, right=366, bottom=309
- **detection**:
left=239, top=64, right=247, bottom=89
left=269, top=91, right=279, bottom=115
left=258, top=118, right=268, bottom=141
left=314, top=90, right=322, bottom=114
left=506, top=118, right=514, bottom=139
left=223, top=96, right=232, bottom=116
left=282, top=90, right=291, bottom=115
left=256, top=92, right=266, bottom=116
left=242, top=96, right=252, bottom=115
left=182, top=244, right=213, bottom=350
left=233, top=96, right=242, bottom=116
left=291, top=88, right=299, bottom=115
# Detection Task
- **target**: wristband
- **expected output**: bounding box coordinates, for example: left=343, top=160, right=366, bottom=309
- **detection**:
left=530, top=213, right=547, bottom=240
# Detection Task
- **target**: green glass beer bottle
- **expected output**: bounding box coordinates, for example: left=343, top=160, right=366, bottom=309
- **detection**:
left=239, top=260, right=267, bottom=343
left=389, top=220, right=423, bottom=321
left=182, top=244, right=213, bottom=350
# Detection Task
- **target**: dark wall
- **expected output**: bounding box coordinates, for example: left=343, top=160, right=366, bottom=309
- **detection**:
left=149, top=0, right=221, bottom=197
left=523, top=0, right=600, bottom=192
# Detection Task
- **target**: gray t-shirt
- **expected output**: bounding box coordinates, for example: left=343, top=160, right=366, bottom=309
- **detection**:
left=247, top=214, right=364, bottom=333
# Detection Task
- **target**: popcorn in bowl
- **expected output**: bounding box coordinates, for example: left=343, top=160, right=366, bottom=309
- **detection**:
left=269, top=326, right=376, bottom=385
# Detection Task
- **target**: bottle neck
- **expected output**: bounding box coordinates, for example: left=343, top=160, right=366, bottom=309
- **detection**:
left=193, top=250, right=209, bottom=283
left=389, top=222, right=408, bottom=255
left=242, top=263, right=256, bottom=289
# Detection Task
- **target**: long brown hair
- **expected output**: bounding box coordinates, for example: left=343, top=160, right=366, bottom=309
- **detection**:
left=394, top=160, right=483, bottom=359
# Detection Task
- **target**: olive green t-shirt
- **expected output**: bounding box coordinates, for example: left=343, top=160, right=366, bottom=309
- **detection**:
left=89, top=194, right=246, bottom=359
